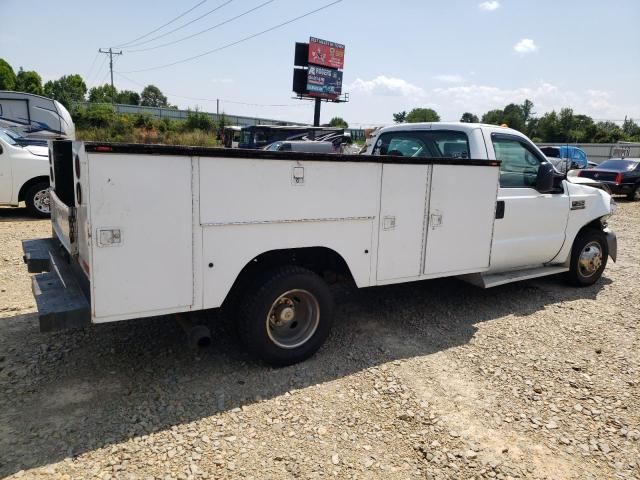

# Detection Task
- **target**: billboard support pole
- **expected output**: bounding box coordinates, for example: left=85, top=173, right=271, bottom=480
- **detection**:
left=313, top=98, right=321, bottom=127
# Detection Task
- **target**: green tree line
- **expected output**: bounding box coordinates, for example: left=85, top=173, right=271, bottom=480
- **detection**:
left=393, top=102, right=640, bottom=143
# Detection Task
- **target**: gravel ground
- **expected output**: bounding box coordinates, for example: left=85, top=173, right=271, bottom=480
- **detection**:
left=0, top=202, right=638, bottom=480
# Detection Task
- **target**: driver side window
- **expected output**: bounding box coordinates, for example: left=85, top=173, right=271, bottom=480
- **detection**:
left=492, top=136, right=541, bottom=188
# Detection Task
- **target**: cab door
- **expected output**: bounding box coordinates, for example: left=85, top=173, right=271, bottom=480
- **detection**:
left=486, top=132, right=570, bottom=271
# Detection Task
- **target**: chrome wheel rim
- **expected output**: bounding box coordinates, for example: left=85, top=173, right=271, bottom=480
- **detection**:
left=266, top=289, right=320, bottom=349
left=578, top=241, right=603, bottom=278
left=33, top=189, right=50, bottom=213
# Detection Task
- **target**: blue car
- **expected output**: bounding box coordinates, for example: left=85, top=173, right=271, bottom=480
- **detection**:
left=540, top=146, right=589, bottom=169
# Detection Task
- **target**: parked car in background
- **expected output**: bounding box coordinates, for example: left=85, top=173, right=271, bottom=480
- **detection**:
left=577, top=158, right=640, bottom=200
left=0, top=129, right=50, bottom=217
left=540, top=146, right=589, bottom=170
left=263, top=140, right=338, bottom=154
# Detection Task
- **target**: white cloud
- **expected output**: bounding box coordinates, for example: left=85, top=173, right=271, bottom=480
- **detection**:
left=348, top=75, right=424, bottom=97
left=211, top=78, right=233, bottom=84
left=513, top=38, right=538, bottom=54
left=433, top=74, right=464, bottom=83
left=479, top=1, right=500, bottom=11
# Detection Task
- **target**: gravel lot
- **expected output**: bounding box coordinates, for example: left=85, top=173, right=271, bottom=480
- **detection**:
left=0, top=202, right=638, bottom=480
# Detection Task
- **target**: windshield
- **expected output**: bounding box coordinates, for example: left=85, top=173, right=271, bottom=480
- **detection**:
left=598, top=159, right=638, bottom=171
left=0, top=130, right=18, bottom=146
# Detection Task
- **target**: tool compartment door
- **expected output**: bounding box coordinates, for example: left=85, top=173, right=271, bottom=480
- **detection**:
left=88, top=153, right=193, bottom=320
left=423, top=164, right=498, bottom=275
left=376, top=164, right=430, bottom=281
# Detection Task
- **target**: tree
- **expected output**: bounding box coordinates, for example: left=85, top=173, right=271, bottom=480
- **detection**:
left=406, top=108, right=440, bottom=123
left=0, top=58, right=17, bottom=90
left=328, top=116, right=348, bottom=128
left=140, top=85, right=168, bottom=107
left=15, top=68, right=43, bottom=95
left=43, top=74, right=87, bottom=109
left=460, top=112, right=479, bottom=123
left=622, top=118, right=640, bottom=141
left=481, top=109, right=505, bottom=125
left=88, top=84, right=118, bottom=103
left=116, top=90, right=140, bottom=106
left=392, top=110, right=407, bottom=123
left=521, top=99, right=535, bottom=125
left=502, top=103, right=526, bottom=132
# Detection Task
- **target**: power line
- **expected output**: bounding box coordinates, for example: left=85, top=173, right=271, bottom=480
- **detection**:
left=127, top=0, right=274, bottom=53
left=87, top=55, right=108, bottom=89
left=84, top=52, right=100, bottom=83
left=114, top=71, right=307, bottom=107
left=123, top=0, right=236, bottom=50
left=112, top=0, right=208, bottom=48
left=119, top=0, right=342, bottom=73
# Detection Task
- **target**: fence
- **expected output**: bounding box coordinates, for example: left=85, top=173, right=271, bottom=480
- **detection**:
left=76, top=102, right=367, bottom=141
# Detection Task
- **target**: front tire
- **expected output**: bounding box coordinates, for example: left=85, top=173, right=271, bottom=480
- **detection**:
left=564, top=229, right=608, bottom=286
left=25, top=182, right=51, bottom=218
left=238, top=266, right=333, bottom=366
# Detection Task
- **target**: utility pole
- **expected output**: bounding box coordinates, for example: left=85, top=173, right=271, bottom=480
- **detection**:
left=98, top=48, right=123, bottom=104
left=313, top=98, right=321, bottom=127
left=216, top=98, right=219, bottom=116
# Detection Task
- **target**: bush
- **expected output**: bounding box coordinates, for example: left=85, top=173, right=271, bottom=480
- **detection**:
left=185, top=109, right=215, bottom=132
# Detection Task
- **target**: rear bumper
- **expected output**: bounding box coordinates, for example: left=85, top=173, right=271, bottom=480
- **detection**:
left=22, top=238, right=90, bottom=332
left=604, top=228, right=617, bottom=262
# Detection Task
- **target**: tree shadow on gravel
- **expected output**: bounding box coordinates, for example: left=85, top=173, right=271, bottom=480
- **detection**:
left=0, top=274, right=610, bottom=476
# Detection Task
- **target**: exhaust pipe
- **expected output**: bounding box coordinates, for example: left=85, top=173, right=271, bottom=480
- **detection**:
left=175, top=314, right=211, bottom=348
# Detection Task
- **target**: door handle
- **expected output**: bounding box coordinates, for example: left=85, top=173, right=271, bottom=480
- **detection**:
left=495, top=200, right=505, bottom=219
left=382, top=216, right=396, bottom=230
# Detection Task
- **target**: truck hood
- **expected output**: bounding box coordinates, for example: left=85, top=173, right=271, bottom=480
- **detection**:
left=24, top=145, right=49, bottom=157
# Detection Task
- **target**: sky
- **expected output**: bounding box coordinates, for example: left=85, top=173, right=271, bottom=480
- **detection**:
left=1, top=0, right=639, bottom=127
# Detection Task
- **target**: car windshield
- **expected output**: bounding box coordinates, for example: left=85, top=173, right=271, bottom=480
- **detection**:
left=598, top=159, right=638, bottom=171
left=0, top=130, right=19, bottom=146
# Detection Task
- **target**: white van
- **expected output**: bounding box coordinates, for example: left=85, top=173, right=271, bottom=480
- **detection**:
left=0, top=91, right=75, bottom=140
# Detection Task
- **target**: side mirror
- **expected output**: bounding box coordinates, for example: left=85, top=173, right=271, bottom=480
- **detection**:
left=536, top=161, right=556, bottom=193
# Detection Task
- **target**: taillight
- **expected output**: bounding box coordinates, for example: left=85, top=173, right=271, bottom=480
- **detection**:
left=615, top=173, right=623, bottom=184
left=576, top=170, right=582, bottom=177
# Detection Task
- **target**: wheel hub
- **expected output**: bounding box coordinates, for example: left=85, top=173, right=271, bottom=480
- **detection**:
left=578, top=242, right=603, bottom=277
left=266, top=289, right=320, bottom=349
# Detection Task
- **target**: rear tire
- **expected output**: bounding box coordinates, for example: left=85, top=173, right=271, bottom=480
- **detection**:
left=25, top=182, right=51, bottom=218
left=626, top=185, right=640, bottom=201
left=564, top=229, right=608, bottom=286
left=237, top=266, right=333, bottom=366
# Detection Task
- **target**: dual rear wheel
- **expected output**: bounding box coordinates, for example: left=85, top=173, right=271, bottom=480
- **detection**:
left=237, top=266, right=333, bottom=366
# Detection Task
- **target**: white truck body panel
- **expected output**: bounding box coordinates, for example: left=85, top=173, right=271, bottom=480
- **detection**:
left=87, top=154, right=194, bottom=321
left=38, top=122, right=614, bottom=326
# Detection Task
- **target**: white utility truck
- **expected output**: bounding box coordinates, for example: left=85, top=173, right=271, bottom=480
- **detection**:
left=22, top=123, right=616, bottom=365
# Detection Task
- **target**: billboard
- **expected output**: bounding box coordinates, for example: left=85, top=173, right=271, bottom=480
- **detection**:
left=308, top=37, right=345, bottom=70
left=306, top=66, right=343, bottom=99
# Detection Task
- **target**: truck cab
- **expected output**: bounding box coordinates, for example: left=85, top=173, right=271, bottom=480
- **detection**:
left=363, top=122, right=616, bottom=284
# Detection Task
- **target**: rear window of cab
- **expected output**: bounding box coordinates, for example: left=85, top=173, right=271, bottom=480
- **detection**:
left=372, top=130, right=470, bottom=158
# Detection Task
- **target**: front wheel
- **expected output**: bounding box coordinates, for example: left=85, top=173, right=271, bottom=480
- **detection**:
left=564, top=229, right=608, bottom=286
left=25, top=182, right=51, bottom=218
left=238, top=266, right=333, bottom=366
